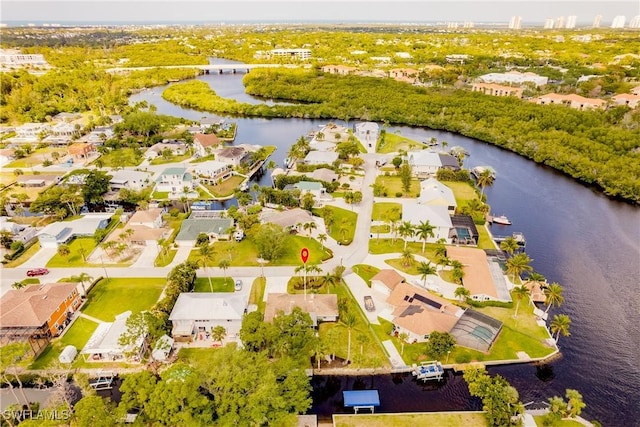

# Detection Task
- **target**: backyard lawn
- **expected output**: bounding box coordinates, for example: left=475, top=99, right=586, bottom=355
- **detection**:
left=82, top=278, right=165, bottom=322
left=334, top=412, right=488, bottom=427
left=374, top=175, right=420, bottom=197
left=193, top=277, right=234, bottom=292
left=371, top=202, right=402, bottom=221
left=313, top=205, right=357, bottom=244
left=29, top=317, right=99, bottom=369
left=46, top=237, right=98, bottom=268
left=376, top=132, right=422, bottom=154
left=205, top=175, right=245, bottom=198
left=352, top=264, right=380, bottom=287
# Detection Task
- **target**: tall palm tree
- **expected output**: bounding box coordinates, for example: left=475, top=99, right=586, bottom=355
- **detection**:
left=450, top=260, right=465, bottom=285
left=550, top=314, right=571, bottom=344
left=476, top=169, right=495, bottom=197
left=218, top=259, right=230, bottom=289
left=399, top=332, right=409, bottom=355
left=454, top=286, right=470, bottom=302
left=341, top=311, right=357, bottom=365
left=317, top=233, right=327, bottom=252
left=500, top=237, right=520, bottom=256
left=199, top=243, right=215, bottom=292
left=303, top=221, right=317, bottom=236
left=512, top=285, right=530, bottom=318
left=417, top=261, right=436, bottom=288
left=211, top=325, right=226, bottom=344
left=70, top=272, right=93, bottom=297
left=398, top=221, right=415, bottom=250
left=505, top=252, right=533, bottom=282
left=544, top=282, right=565, bottom=313
left=401, top=249, right=414, bottom=267
left=415, top=220, right=435, bottom=253
left=320, top=273, right=338, bottom=293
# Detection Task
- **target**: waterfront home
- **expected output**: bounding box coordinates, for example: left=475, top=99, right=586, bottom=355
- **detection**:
left=36, top=213, right=112, bottom=248
left=407, top=150, right=441, bottom=176
left=81, top=311, right=144, bottom=362
left=471, top=82, right=523, bottom=98
left=310, top=168, right=339, bottom=183
left=192, top=160, right=233, bottom=182
left=402, top=203, right=452, bottom=243
left=384, top=282, right=464, bottom=343
left=193, top=132, right=220, bottom=157
left=321, top=65, right=357, bottom=75
left=446, top=246, right=512, bottom=302
left=215, top=146, right=247, bottom=166
left=264, top=293, right=339, bottom=326
left=144, top=142, right=187, bottom=160
left=260, top=208, right=314, bottom=232
left=16, top=174, right=60, bottom=187
left=611, top=93, right=640, bottom=109
left=169, top=293, right=247, bottom=342
left=533, top=93, right=606, bottom=110
left=304, top=150, right=339, bottom=166
left=154, top=167, right=194, bottom=195
left=67, top=142, right=96, bottom=160
left=418, top=178, right=457, bottom=213
left=354, top=122, right=379, bottom=149
left=439, top=153, right=461, bottom=171
left=449, top=215, right=479, bottom=246
left=0, top=283, right=81, bottom=356
left=288, top=181, right=327, bottom=200
left=174, top=217, right=233, bottom=247
left=109, top=170, right=153, bottom=191
left=370, top=269, right=406, bottom=296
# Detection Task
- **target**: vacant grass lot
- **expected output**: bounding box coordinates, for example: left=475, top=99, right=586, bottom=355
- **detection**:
left=352, top=264, right=380, bottom=287
left=194, top=277, right=234, bottom=292
left=5, top=147, right=63, bottom=169
left=95, top=148, right=142, bottom=167
left=29, top=317, right=99, bottom=369
left=335, top=412, right=488, bottom=427
left=46, top=238, right=98, bottom=268
left=371, top=202, right=402, bottom=221
left=374, top=175, right=420, bottom=197
left=205, top=175, right=245, bottom=197
left=82, top=278, right=164, bottom=322
left=313, top=206, right=356, bottom=244
left=376, top=132, right=423, bottom=154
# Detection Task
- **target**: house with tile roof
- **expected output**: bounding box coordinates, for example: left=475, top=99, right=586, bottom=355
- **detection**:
left=611, top=93, right=640, bottom=109
left=0, top=283, right=81, bottom=356
left=471, top=83, right=523, bottom=98
left=264, top=293, right=339, bottom=326
left=371, top=269, right=406, bottom=296
left=193, top=133, right=220, bottom=157
left=533, top=93, right=606, bottom=110
left=446, top=246, right=512, bottom=302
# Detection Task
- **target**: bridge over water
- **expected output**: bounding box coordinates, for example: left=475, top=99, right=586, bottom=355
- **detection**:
left=106, top=63, right=304, bottom=74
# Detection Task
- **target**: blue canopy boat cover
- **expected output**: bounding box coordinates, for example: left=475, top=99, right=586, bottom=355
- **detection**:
left=343, top=390, right=380, bottom=408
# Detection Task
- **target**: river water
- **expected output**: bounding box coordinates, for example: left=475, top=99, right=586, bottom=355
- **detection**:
left=129, top=61, right=640, bottom=426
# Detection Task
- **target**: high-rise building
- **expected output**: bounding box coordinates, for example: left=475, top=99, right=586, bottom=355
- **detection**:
left=611, top=15, right=626, bottom=28
left=556, top=16, right=565, bottom=29
left=566, top=16, right=577, bottom=29
left=544, top=18, right=555, bottom=29
left=629, top=15, right=640, bottom=28
left=509, top=16, right=522, bottom=29
left=593, top=15, right=602, bottom=28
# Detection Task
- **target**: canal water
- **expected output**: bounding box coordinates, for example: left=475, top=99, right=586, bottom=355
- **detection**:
left=130, top=61, right=640, bottom=426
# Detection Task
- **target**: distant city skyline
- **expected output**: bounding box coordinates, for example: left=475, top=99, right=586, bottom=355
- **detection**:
left=2, top=1, right=640, bottom=26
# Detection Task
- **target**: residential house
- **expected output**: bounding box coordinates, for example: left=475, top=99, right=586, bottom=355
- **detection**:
left=438, top=153, right=461, bottom=171
left=290, top=181, right=327, bottom=200
left=174, top=217, right=234, bottom=246
left=418, top=178, right=457, bottom=213
left=0, top=283, right=81, bottom=356
left=12, top=123, right=50, bottom=142
left=109, top=170, right=153, bottom=191
left=471, top=83, right=523, bottom=98
left=85, top=126, right=114, bottom=144
left=631, top=85, right=640, bottom=96
left=402, top=203, right=452, bottom=243
left=154, top=167, right=194, bottom=195
left=354, top=122, right=379, bottom=149
left=389, top=68, right=418, bottom=83
left=169, top=293, right=247, bottom=342
left=310, top=168, right=339, bottom=183
left=385, top=282, right=464, bottom=343
left=0, top=217, right=36, bottom=245
left=321, top=65, right=357, bottom=75
left=303, top=151, right=339, bottom=166
left=533, top=93, right=606, bottom=110
left=446, top=246, right=512, bottom=302
left=16, top=174, right=60, bottom=187
left=478, top=71, right=548, bottom=86
left=144, top=142, right=187, bottom=160
left=0, top=149, right=15, bottom=166
left=53, top=112, right=82, bottom=122
left=128, top=208, right=164, bottom=229
left=260, top=208, right=314, bottom=232
left=193, top=133, right=220, bottom=157
left=371, top=269, right=406, bottom=296
left=264, top=293, right=339, bottom=326
left=309, top=141, right=336, bottom=152
left=67, top=143, right=96, bottom=160
left=44, top=122, right=76, bottom=145
left=105, top=209, right=169, bottom=247
left=407, top=150, right=441, bottom=176
left=81, top=311, right=144, bottom=362
left=611, top=93, right=640, bottom=109
left=37, top=213, right=112, bottom=248
left=215, top=146, right=247, bottom=166
left=192, top=160, right=233, bottom=182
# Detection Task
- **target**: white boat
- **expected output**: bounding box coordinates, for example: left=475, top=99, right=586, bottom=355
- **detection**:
left=411, top=361, right=444, bottom=381
left=491, top=215, right=511, bottom=225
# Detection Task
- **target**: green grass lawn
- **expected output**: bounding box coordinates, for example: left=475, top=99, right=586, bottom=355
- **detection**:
left=176, top=347, right=220, bottom=367
left=445, top=181, right=479, bottom=202
left=149, top=153, right=192, bottom=165
left=3, top=242, right=40, bottom=267
left=385, top=258, right=421, bottom=275
left=46, top=237, right=98, bottom=268
left=190, top=154, right=216, bottom=164
left=5, top=147, right=62, bottom=168
left=313, top=205, right=357, bottom=244
left=533, top=416, right=583, bottom=427
left=95, top=148, right=142, bottom=168
left=374, top=175, right=420, bottom=197
left=370, top=225, right=390, bottom=234
left=194, top=277, right=234, bottom=292
left=334, top=412, right=488, bottom=427
left=151, top=191, right=169, bottom=200
left=376, top=132, right=423, bottom=154
left=82, top=278, right=164, bottom=322
left=369, top=238, right=437, bottom=261
left=205, top=175, right=245, bottom=198
left=155, top=249, right=178, bottom=267
left=352, top=264, right=380, bottom=287
left=371, top=202, right=402, bottom=221
left=29, top=317, right=99, bottom=369
left=248, top=277, right=267, bottom=312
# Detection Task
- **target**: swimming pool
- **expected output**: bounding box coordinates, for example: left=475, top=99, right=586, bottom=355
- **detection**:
left=455, top=227, right=471, bottom=239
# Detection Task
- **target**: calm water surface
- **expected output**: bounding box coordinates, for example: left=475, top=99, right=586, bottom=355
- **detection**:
left=130, top=64, right=640, bottom=426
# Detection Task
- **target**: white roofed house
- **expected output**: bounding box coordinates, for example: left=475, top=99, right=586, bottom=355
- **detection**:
left=408, top=150, right=442, bottom=177
left=104, top=208, right=170, bottom=247
left=169, top=293, right=247, bottom=343
left=303, top=151, right=339, bottom=166
left=81, top=311, right=145, bottom=362
left=354, top=122, right=379, bottom=149
left=402, top=203, right=452, bottom=243
left=11, top=123, right=50, bottom=143
left=192, top=160, right=233, bottom=183
left=144, top=142, right=187, bottom=160
left=0, top=217, right=36, bottom=245
left=418, top=178, right=457, bottom=213
left=36, top=213, right=112, bottom=248
left=154, top=167, right=194, bottom=196
left=109, top=170, right=152, bottom=191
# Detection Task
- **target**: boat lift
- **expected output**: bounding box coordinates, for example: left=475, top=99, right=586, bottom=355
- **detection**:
left=411, top=361, right=444, bottom=382
left=89, top=371, right=117, bottom=390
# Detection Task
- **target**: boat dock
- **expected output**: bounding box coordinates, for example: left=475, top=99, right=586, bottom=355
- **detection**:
left=493, top=232, right=526, bottom=248
left=89, top=371, right=117, bottom=390
left=411, top=361, right=444, bottom=382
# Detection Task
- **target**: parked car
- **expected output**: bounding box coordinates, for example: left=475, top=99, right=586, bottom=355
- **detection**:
left=27, top=268, right=49, bottom=277
left=234, top=280, right=243, bottom=291
left=233, top=230, right=244, bottom=242
left=364, top=296, right=375, bottom=312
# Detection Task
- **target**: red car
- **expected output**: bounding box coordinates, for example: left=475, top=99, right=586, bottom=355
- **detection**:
left=27, top=268, right=49, bottom=277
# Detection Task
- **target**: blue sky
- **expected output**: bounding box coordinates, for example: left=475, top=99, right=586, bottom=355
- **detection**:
left=2, top=1, right=639, bottom=24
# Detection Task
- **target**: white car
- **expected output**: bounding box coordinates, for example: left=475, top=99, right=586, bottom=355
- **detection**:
left=234, top=280, right=243, bottom=291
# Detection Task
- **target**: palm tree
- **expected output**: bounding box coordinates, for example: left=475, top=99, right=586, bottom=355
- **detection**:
left=266, top=160, right=277, bottom=170
left=454, top=286, right=470, bottom=302
left=550, top=314, right=571, bottom=344
left=303, top=221, right=317, bottom=236
left=341, top=311, right=357, bottom=365
left=505, top=252, right=533, bottom=282
left=218, top=259, right=230, bottom=289
left=70, top=272, right=93, bottom=297
left=417, top=261, right=436, bottom=288
left=12, top=281, right=26, bottom=290
left=320, top=273, right=338, bottom=293
left=398, top=221, right=415, bottom=250
left=199, top=243, right=215, bottom=292
left=450, top=260, right=465, bottom=285
left=500, top=237, right=520, bottom=256
left=312, top=338, right=327, bottom=369
left=476, top=169, right=495, bottom=197
left=317, top=233, right=327, bottom=252
left=401, top=249, right=414, bottom=267
left=399, top=332, right=409, bottom=355
left=415, top=220, right=435, bottom=253
left=211, top=325, right=226, bottom=344
left=512, top=285, right=530, bottom=318
left=544, top=282, right=565, bottom=313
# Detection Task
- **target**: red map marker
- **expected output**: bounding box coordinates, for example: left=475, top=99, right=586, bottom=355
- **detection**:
left=301, top=247, right=309, bottom=264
